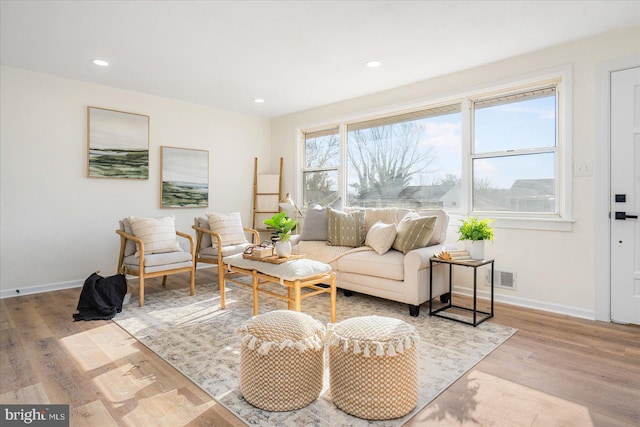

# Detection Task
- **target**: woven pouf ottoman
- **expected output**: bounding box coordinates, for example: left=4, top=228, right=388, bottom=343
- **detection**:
left=327, top=315, right=420, bottom=420
left=237, top=310, right=326, bottom=411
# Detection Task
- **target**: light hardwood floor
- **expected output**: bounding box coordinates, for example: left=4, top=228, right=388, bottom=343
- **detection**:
left=1, top=270, right=639, bottom=426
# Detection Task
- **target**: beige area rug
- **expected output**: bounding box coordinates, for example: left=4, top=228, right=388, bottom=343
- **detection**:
left=113, top=281, right=516, bottom=426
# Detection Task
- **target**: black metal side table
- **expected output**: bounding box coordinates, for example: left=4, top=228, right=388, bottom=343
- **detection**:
left=429, top=257, right=494, bottom=327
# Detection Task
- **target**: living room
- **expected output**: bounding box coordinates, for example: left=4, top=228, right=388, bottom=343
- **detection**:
left=1, top=1, right=639, bottom=426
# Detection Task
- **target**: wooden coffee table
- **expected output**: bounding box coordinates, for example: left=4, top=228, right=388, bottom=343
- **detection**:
left=222, top=254, right=337, bottom=322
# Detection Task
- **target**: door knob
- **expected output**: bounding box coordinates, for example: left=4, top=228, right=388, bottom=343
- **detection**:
left=615, top=211, right=639, bottom=220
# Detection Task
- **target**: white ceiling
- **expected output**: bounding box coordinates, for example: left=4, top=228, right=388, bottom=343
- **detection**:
left=1, top=1, right=639, bottom=118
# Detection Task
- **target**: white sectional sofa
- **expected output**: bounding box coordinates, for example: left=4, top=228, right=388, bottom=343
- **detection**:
left=290, top=207, right=450, bottom=316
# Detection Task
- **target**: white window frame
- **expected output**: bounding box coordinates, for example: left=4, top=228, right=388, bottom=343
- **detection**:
left=297, top=65, right=574, bottom=232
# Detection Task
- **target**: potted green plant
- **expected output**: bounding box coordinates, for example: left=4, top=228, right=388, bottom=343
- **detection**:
left=264, top=212, right=298, bottom=257
left=458, top=216, right=494, bottom=260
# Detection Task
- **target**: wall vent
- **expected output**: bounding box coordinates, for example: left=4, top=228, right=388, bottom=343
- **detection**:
left=485, top=269, right=516, bottom=289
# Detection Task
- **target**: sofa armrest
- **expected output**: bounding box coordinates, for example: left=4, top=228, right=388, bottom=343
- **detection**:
left=404, top=245, right=445, bottom=271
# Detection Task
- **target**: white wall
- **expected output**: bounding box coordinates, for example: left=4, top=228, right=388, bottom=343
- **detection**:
left=0, top=66, right=271, bottom=294
left=271, top=26, right=640, bottom=318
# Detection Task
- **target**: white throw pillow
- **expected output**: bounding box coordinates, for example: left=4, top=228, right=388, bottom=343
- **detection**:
left=206, top=211, right=247, bottom=246
left=365, top=220, right=397, bottom=255
left=128, top=216, right=182, bottom=257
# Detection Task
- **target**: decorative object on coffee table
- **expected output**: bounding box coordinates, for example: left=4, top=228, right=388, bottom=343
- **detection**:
left=264, top=211, right=297, bottom=257
left=327, top=315, right=420, bottom=420
left=237, top=310, right=325, bottom=411
left=457, top=216, right=494, bottom=260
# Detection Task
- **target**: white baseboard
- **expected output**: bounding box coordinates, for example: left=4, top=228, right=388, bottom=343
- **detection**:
left=452, top=285, right=596, bottom=320
left=1, top=279, right=84, bottom=299
left=0, top=264, right=217, bottom=300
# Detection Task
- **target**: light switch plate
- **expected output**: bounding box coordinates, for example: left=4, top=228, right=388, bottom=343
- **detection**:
left=574, top=161, right=593, bottom=177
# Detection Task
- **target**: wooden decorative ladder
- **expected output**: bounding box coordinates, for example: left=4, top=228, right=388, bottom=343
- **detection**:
left=252, top=157, right=283, bottom=233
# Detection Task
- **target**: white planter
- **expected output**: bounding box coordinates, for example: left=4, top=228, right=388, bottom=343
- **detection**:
left=275, top=240, right=292, bottom=258
left=465, top=240, right=485, bottom=260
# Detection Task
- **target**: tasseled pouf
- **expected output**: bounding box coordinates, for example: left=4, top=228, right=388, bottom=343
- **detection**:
left=327, top=315, right=420, bottom=420
left=236, top=310, right=326, bottom=411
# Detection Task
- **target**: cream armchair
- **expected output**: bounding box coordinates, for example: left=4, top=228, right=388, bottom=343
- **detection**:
left=117, top=216, right=195, bottom=307
left=192, top=214, right=259, bottom=308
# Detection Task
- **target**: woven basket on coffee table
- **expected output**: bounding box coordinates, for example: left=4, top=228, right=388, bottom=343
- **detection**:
left=327, top=315, right=420, bottom=420
left=237, top=310, right=326, bottom=411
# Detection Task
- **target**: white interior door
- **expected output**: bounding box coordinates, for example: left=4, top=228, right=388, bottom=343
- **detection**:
left=610, top=66, right=640, bottom=325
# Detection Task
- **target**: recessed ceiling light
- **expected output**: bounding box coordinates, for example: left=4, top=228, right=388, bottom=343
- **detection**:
left=93, top=59, right=109, bottom=67
left=254, top=98, right=265, bottom=103
left=366, top=60, right=381, bottom=68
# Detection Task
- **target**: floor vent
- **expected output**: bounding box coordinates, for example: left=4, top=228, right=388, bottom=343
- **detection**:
left=485, top=269, right=516, bottom=289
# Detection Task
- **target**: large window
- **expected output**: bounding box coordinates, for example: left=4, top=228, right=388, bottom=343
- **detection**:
left=472, top=86, right=557, bottom=213
left=302, top=128, right=340, bottom=206
left=346, top=105, right=462, bottom=209
left=300, top=77, right=566, bottom=222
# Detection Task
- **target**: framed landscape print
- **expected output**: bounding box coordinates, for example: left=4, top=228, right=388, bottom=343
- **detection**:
left=87, top=107, right=150, bottom=179
left=161, top=146, right=209, bottom=208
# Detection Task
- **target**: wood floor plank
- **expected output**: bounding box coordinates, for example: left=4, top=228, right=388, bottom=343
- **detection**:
left=1, top=274, right=638, bottom=427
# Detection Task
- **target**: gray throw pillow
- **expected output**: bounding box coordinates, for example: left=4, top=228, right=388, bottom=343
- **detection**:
left=299, top=204, right=329, bottom=241
left=299, top=197, right=343, bottom=241
left=327, top=208, right=366, bottom=247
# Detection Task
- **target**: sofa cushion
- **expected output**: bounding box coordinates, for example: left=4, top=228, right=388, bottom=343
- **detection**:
left=128, top=216, right=182, bottom=257
left=365, top=220, right=397, bottom=255
left=299, top=198, right=342, bottom=241
left=364, top=208, right=398, bottom=232
left=392, top=213, right=437, bottom=254
left=206, top=211, right=247, bottom=245
left=415, top=209, right=449, bottom=246
left=327, top=208, right=366, bottom=248
left=335, top=249, right=404, bottom=281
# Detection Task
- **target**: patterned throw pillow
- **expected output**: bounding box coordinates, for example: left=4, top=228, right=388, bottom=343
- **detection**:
left=392, top=212, right=437, bottom=254
left=365, top=220, right=397, bottom=255
left=206, top=211, right=247, bottom=246
left=128, top=216, right=182, bottom=257
left=327, top=208, right=366, bottom=247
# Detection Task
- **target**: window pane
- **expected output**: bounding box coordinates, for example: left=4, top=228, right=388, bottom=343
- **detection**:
left=303, top=170, right=338, bottom=206
left=473, top=153, right=555, bottom=213
left=305, top=132, right=339, bottom=168
left=346, top=110, right=462, bottom=210
left=474, top=93, right=556, bottom=153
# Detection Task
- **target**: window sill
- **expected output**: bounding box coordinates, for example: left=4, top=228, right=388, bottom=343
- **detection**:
left=449, top=214, right=575, bottom=232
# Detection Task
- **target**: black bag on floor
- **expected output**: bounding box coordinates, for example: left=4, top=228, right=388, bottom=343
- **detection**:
left=73, top=272, right=128, bottom=321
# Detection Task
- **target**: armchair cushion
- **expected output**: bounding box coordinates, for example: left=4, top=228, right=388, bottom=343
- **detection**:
left=128, top=216, right=182, bottom=256
left=119, top=218, right=136, bottom=257
left=199, top=242, right=253, bottom=258
left=206, top=212, right=247, bottom=246
left=124, top=250, right=192, bottom=268
left=194, top=217, right=212, bottom=248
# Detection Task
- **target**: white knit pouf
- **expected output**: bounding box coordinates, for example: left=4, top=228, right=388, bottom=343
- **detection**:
left=237, top=310, right=326, bottom=411
left=327, top=315, right=420, bottom=420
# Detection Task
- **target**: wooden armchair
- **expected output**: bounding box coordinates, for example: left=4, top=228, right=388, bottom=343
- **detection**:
left=117, top=217, right=195, bottom=307
left=192, top=216, right=259, bottom=308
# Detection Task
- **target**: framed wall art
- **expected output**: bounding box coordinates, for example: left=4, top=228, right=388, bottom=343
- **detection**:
left=161, top=146, right=209, bottom=208
left=87, top=106, right=150, bottom=179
